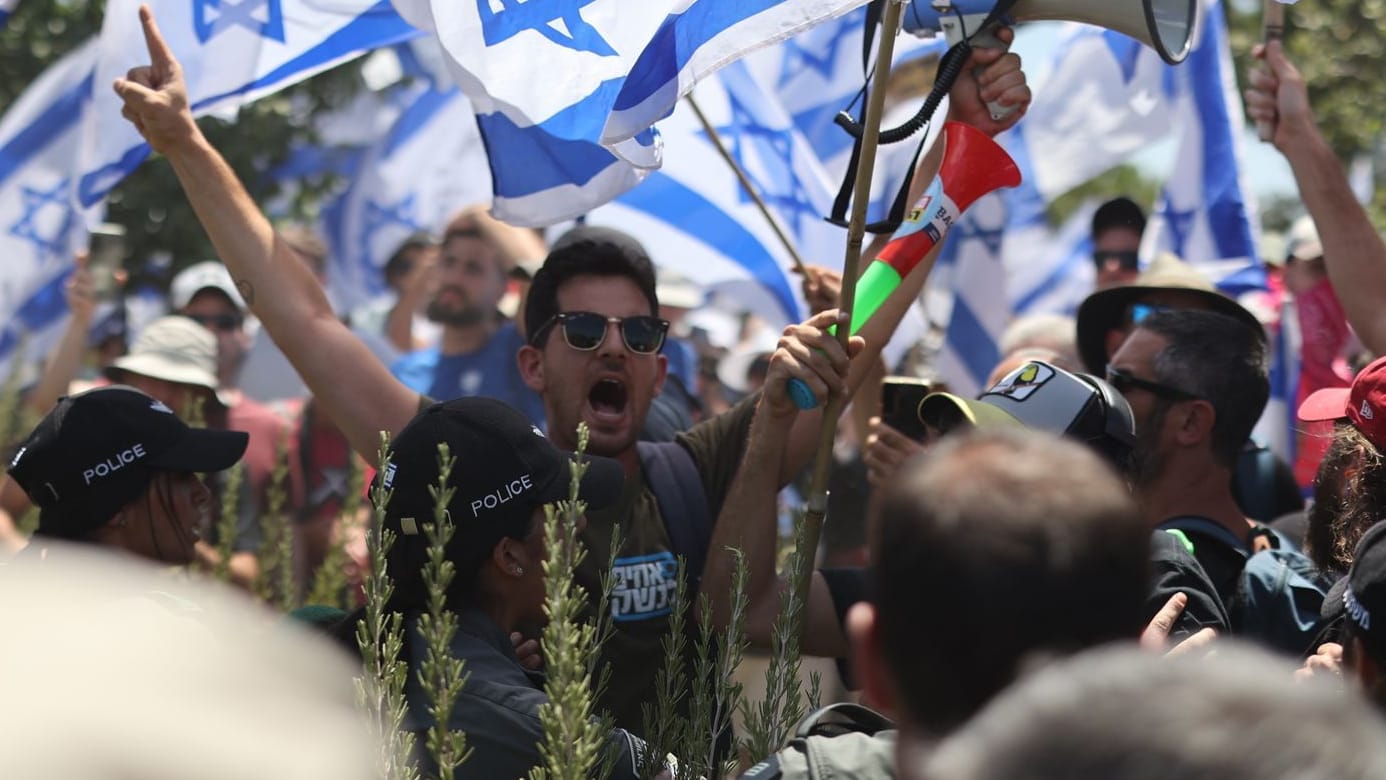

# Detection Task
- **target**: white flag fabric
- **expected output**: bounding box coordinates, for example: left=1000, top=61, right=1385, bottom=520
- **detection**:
left=1140, top=0, right=1264, bottom=295
left=391, top=0, right=868, bottom=225
left=76, top=0, right=420, bottom=220
left=321, top=83, right=491, bottom=313
left=0, top=42, right=100, bottom=374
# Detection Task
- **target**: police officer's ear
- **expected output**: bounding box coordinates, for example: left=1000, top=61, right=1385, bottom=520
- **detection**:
left=492, top=535, right=537, bottom=580
left=846, top=601, right=897, bottom=717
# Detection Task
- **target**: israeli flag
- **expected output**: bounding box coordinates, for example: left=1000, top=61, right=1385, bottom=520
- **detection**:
left=391, top=0, right=867, bottom=225
left=0, top=42, right=99, bottom=375
left=1141, top=0, right=1264, bottom=294
left=76, top=0, right=420, bottom=218
left=580, top=60, right=842, bottom=326
left=321, top=83, right=492, bottom=313
left=0, top=0, right=17, bottom=29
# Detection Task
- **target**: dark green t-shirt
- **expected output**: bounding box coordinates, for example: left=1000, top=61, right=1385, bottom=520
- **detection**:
left=578, top=394, right=759, bottom=732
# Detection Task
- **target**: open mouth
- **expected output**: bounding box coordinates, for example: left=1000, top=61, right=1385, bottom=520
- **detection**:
left=588, top=378, right=628, bottom=421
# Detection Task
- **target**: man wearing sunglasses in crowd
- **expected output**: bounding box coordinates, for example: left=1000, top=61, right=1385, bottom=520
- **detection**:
left=1105, top=308, right=1293, bottom=618
left=111, top=5, right=1035, bottom=734
left=1075, top=250, right=1302, bottom=526
left=1090, top=196, right=1145, bottom=291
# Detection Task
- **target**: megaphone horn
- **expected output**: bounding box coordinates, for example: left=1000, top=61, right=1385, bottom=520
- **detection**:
left=785, top=122, right=1021, bottom=411
left=905, top=0, right=1198, bottom=66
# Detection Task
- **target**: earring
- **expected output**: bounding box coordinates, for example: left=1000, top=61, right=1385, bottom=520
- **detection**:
left=513, top=566, right=525, bottom=576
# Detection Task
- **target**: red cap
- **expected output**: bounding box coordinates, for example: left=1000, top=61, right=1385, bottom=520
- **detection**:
left=1298, top=355, right=1386, bottom=449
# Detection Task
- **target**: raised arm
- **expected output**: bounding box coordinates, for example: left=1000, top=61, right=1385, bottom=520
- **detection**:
left=113, top=6, right=417, bottom=464
left=778, top=30, right=1031, bottom=485
left=1246, top=40, right=1386, bottom=354
left=25, top=254, right=99, bottom=416
left=699, top=309, right=861, bottom=658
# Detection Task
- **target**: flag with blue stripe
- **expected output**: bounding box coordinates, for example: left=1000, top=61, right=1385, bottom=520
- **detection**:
left=391, top=0, right=868, bottom=226
left=0, top=42, right=99, bottom=376
left=579, top=59, right=846, bottom=326
left=76, top=0, right=421, bottom=219
left=1141, top=0, right=1265, bottom=294
left=0, top=0, right=18, bottom=29
left=321, top=83, right=492, bottom=313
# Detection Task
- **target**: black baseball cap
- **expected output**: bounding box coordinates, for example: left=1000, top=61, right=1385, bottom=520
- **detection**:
left=8, top=385, right=248, bottom=539
left=1345, top=520, right=1386, bottom=661
left=378, top=397, right=624, bottom=608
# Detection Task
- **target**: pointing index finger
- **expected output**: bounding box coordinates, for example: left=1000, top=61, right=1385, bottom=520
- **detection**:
left=139, top=5, right=178, bottom=76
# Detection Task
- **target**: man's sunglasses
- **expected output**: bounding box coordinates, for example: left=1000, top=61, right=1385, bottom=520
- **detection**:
left=185, top=313, right=243, bottom=332
left=530, top=311, right=669, bottom=354
left=1105, top=365, right=1201, bottom=402
left=1093, top=250, right=1140, bottom=271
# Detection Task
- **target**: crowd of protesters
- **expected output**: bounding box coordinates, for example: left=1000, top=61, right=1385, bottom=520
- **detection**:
left=6, top=5, right=1386, bottom=779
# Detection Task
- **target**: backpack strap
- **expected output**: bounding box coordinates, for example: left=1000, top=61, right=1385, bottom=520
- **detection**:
left=637, top=440, right=713, bottom=594
left=1158, top=516, right=1250, bottom=559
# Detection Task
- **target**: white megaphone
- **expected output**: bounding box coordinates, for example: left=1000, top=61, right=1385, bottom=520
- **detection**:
left=903, top=0, right=1197, bottom=65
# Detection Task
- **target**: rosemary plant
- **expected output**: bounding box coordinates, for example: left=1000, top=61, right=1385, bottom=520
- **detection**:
left=740, top=510, right=812, bottom=762
left=417, top=442, right=470, bottom=779
left=354, top=432, right=419, bottom=780
left=639, top=559, right=689, bottom=780
left=213, top=461, right=245, bottom=584
left=683, top=548, right=752, bottom=780
left=255, top=433, right=297, bottom=610
left=308, top=452, right=364, bottom=609
left=529, top=424, right=606, bottom=780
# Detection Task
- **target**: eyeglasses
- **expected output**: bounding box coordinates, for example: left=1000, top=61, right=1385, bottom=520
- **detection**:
left=184, top=313, right=243, bottom=332
left=1125, top=302, right=1171, bottom=327
left=1105, top=365, right=1201, bottom=402
left=1093, top=250, right=1140, bottom=271
left=530, top=311, right=669, bottom=354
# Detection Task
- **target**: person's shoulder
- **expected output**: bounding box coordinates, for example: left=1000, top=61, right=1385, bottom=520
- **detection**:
left=742, top=730, right=897, bottom=779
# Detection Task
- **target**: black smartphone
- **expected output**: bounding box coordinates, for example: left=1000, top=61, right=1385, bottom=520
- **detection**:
left=881, top=376, right=933, bottom=441
left=87, top=224, right=127, bottom=302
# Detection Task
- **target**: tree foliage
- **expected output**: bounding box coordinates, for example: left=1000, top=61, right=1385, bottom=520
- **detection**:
left=0, top=0, right=366, bottom=287
left=1225, top=0, right=1386, bottom=228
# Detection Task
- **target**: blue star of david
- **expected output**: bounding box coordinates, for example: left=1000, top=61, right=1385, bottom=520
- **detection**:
left=8, top=178, right=76, bottom=264
left=477, top=0, right=616, bottom=56
left=194, top=0, right=285, bottom=43
left=359, top=196, right=423, bottom=266
left=1159, top=199, right=1198, bottom=255
left=711, top=96, right=819, bottom=237
left=777, top=8, right=858, bottom=88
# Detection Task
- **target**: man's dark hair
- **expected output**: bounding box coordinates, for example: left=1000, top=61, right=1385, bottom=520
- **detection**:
left=1138, top=309, right=1269, bottom=469
left=524, top=226, right=659, bottom=344
left=872, top=428, right=1149, bottom=735
left=1091, top=196, right=1146, bottom=239
left=1306, top=421, right=1386, bottom=574
left=383, top=233, right=434, bottom=285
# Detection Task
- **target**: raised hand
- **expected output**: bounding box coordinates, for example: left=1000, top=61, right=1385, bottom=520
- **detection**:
left=763, top=309, right=863, bottom=418
left=112, top=5, right=199, bottom=154
left=1244, top=39, right=1315, bottom=153
left=946, top=26, right=1031, bottom=137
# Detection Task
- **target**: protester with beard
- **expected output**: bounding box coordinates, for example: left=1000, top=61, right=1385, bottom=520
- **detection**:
left=1107, top=309, right=1284, bottom=610
left=114, top=4, right=1030, bottom=734
left=390, top=207, right=549, bottom=426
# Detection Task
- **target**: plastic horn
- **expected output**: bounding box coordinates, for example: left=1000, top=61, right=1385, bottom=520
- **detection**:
left=786, top=121, right=1022, bottom=410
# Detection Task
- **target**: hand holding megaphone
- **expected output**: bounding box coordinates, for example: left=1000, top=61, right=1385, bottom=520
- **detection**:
left=786, top=122, right=1022, bottom=410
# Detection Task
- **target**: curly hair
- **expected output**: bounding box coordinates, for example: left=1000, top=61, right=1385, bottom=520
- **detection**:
left=1305, top=422, right=1386, bottom=574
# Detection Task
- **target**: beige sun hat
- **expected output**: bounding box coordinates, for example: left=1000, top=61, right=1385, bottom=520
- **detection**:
left=105, top=316, right=231, bottom=408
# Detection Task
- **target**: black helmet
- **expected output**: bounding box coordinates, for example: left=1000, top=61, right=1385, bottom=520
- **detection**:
left=919, top=361, right=1137, bottom=472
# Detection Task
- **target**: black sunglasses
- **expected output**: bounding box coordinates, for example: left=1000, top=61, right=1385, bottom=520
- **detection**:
left=530, top=311, right=669, bottom=354
left=1093, top=250, right=1140, bottom=271
left=185, top=313, right=243, bottom=332
left=1105, top=365, right=1201, bottom=402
